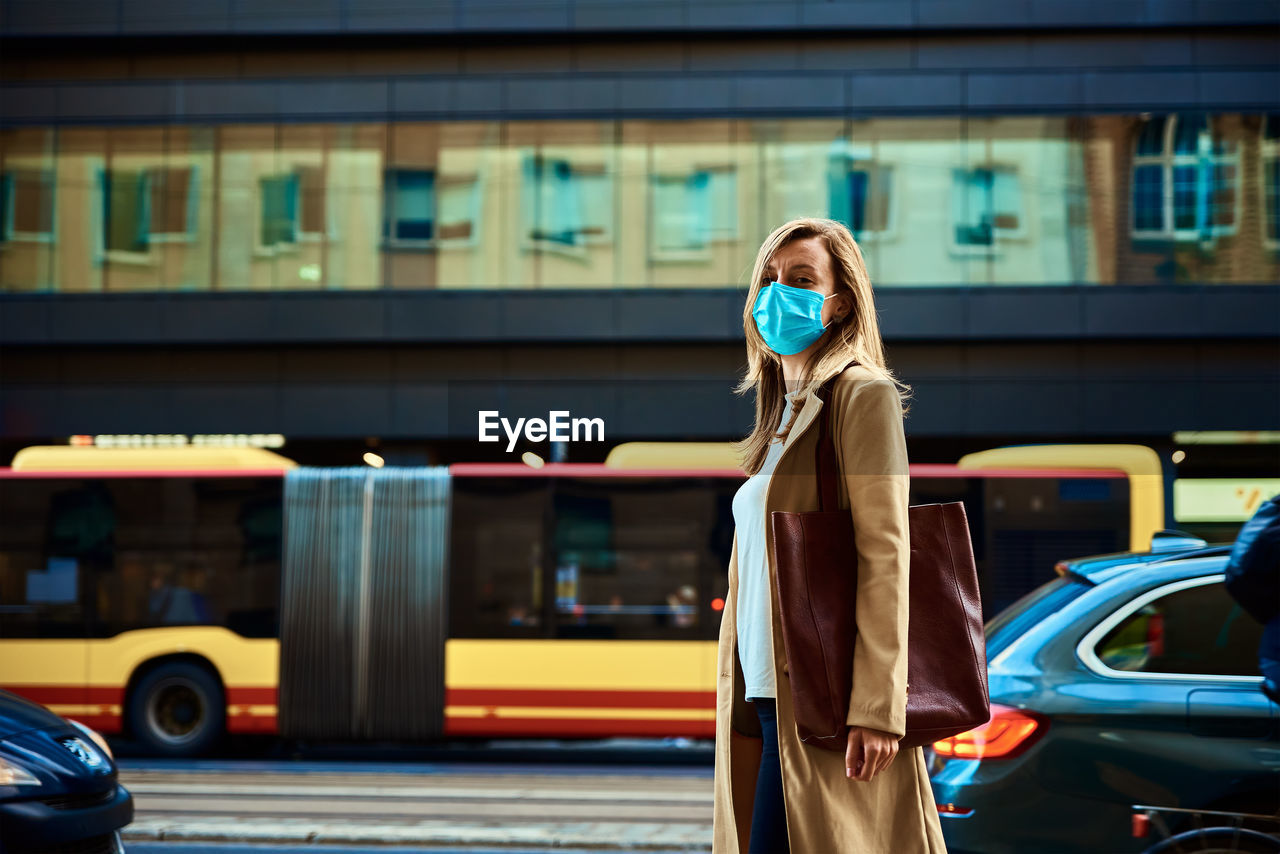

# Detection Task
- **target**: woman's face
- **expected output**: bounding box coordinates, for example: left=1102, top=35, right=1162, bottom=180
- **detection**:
left=764, top=236, right=849, bottom=328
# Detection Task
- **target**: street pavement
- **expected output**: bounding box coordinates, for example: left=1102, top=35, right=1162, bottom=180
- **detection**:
left=119, top=759, right=715, bottom=851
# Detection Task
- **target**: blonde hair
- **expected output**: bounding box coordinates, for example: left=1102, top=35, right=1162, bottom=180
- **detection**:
left=732, top=217, right=912, bottom=476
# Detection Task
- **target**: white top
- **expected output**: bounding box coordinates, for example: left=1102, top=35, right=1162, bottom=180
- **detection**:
left=732, top=389, right=800, bottom=700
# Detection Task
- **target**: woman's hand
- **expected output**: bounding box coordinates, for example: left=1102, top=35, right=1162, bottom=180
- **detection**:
left=845, top=725, right=899, bottom=781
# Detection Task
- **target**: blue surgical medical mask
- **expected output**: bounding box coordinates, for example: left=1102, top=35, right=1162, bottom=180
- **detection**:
left=752, top=280, right=837, bottom=356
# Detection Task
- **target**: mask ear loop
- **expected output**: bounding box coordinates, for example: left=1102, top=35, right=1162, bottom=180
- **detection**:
left=819, top=292, right=838, bottom=330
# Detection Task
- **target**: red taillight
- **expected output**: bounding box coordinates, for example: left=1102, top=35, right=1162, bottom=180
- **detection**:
left=937, top=803, right=975, bottom=817
left=932, top=704, right=1048, bottom=760
left=1132, top=812, right=1151, bottom=838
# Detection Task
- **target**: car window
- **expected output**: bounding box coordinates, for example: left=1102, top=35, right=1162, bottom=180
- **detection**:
left=1094, top=579, right=1261, bottom=677
left=985, top=575, right=1091, bottom=661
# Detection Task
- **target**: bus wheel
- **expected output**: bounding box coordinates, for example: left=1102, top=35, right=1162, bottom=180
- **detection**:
left=128, top=662, right=225, bottom=757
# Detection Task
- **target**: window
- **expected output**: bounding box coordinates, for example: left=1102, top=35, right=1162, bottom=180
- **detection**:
left=0, top=169, right=55, bottom=242
left=384, top=168, right=434, bottom=244
left=148, top=167, right=197, bottom=242
left=952, top=165, right=1023, bottom=249
left=0, top=477, right=282, bottom=640
left=296, top=165, right=326, bottom=237
left=1263, top=114, right=1280, bottom=249
left=1131, top=114, right=1238, bottom=241
left=1093, top=579, right=1261, bottom=677
left=259, top=174, right=298, bottom=249
left=522, top=154, right=612, bottom=252
left=102, top=170, right=150, bottom=254
left=448, top=478, right=547, bottom=638
left=649, top=167, right=737, bottom=260
left=99, top=167, right=197, bottom=257
left=436, top=172, right=482, bottom=246
left=827, top=143, right=891, bottom=239
left=550, top=480, right=723, bottom=640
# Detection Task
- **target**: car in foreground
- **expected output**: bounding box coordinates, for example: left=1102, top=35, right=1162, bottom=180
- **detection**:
left=930, top=531, right=1280, bottom=854
left=0, top=688, right=133, bottom=853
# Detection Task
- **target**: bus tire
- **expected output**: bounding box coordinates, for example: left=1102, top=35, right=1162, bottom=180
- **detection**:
left=127, top=661, right=225, bottom=757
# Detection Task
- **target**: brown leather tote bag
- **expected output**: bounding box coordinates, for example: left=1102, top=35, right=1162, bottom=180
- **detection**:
left=770, top=376, right=990, bottom=751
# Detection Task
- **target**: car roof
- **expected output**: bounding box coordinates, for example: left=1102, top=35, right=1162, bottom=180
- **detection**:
left=1057, top=537, right=1234, bottom=586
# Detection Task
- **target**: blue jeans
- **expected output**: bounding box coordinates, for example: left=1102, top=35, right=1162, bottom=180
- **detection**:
left=748, top=697, right=790, bottom=854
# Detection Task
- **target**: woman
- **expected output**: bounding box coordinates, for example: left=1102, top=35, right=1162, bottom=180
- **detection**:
left=712, top=218, right=948, bottom=853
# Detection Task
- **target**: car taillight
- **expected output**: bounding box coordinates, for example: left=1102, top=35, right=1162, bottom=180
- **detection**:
left=932, top=703, right=1048, bottom=760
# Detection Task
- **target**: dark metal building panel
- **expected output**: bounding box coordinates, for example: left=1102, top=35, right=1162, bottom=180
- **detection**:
left=345, top=0, right=456, bottom=32
left=0, top=86, right=59, bottom=122
left=617, top=75, right=735, bottom=114
left=847, top=71, right=964, bottom=111
left=389, top=79, right=452, bottom=115
left=278, top=384, right=395, bottom=435
left=966, top=289, right=1082, bottom=338
left=276, top=81, right=390, bottom=117
left=179, top=81, right=281, bottom=119
left=229, top=0, right=343, bottom=34
left=615, top=291, right=741, bottom=340
left=732, top=73, right=847, bottom=113
left=120, top=0, right=233, bottom=35
left=51, top=296, right=166, bottom=344
left=1197, top=71, right=1280, bottom=109
left=1082, top=71, right=1199, bottom=109
left=458, top=0, right=571, bottom=32
left=168, top=385, right=280, bottom=433
left=965, top=72, right=1084, bottom=110
left=798, top=0, right=914, bottom=29
left=573, top=1, right=687, bottom=31
left=273, top=295, right=389, bottom=343
left=505, top=77, right=618, bottom=115
left=498, top=293, right=619, bottom=341
left=163, top=295, right=278, bottom=343
left=56, top=84, right=172, bottom=121
left=6, top=287, right=1278, bottom=347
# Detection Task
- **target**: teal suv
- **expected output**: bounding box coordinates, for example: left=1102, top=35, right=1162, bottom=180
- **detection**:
left=930, top=533, right=1280, bottom=854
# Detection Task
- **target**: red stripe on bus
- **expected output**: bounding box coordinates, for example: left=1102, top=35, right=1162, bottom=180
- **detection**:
left=450, top=462, right=1129, bottom=479
left=444, top=716, right=715, bottom=738
left=227, top=715, right=278, bottom=734
left=6, top=687, right=122, bottom=705
left=908, top=464, right=1127, bottom=479
left=0, top=469, right=289, bottom=479
left=450, top=463, right=746, bottom=478
left=227, top=687, right=278, bottom=705
left=447, top=687, right=714, bottom=709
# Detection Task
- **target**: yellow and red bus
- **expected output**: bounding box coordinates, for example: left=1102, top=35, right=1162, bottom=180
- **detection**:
left=0, top=441, right=1163, bottom=756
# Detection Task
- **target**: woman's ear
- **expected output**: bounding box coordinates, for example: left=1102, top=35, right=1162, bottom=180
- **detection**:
left=836, top=293, right=855, bottom=324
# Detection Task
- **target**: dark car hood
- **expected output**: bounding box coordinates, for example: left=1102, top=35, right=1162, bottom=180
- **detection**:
left=0, top=688, right=68, bottom=739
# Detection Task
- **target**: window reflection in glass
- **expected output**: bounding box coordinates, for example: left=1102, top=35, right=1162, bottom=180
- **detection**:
left=4, top=113, right=1279, bottom=293
left=1095, top=581, right=1261, bottom=677
left=1131, top=114, right=1239, bottom=242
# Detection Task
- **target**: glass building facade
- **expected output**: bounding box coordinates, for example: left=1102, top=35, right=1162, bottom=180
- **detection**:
left=3, top=112, right=1277, bottom=293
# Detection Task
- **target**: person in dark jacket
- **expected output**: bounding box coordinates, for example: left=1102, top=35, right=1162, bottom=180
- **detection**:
left=1223, top=494, right=1280, bottom=705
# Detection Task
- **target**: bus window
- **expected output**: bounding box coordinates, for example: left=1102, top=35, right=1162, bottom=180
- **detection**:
left=82, top=477, right=282, bottom=639
left=449, top=478, right=549, bottom=638
left=0, top=480, right=96, bottom=639
left=550, top=478, right=730, bottom=640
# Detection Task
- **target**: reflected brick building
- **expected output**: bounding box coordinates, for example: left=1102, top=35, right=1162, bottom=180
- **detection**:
left=0, top=1, right=1277, bottom=487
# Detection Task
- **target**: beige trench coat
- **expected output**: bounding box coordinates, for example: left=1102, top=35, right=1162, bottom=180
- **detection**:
left=712, top=363, right=948, bottom=854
